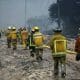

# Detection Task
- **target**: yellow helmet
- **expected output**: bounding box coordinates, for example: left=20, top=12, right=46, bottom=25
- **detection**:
left=34, top=26, right=39, bottom=31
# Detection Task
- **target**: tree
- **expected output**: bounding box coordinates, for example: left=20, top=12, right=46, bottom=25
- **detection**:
left=48, top=0, right=80, bottom=37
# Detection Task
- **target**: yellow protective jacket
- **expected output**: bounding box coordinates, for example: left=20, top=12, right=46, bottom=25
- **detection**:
left=21, top=30, right=28, bottom=40
left=11, top=30, right=17, bottom=39
left=6, top=30, right=11, bottom=38
left=33, top=32, right=44, bottom=47
left=49, top=33, right=67, bottom=57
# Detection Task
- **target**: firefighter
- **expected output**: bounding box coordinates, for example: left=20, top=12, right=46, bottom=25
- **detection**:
left=33, top=26, right=45, bottom=60
left=19, top=27, right=23, bottom=44
left=17, top=29, right=21, bottom=43
left=21, top=27, right=28, bottom=49
left=49, top=28, right=67, bottom=78
left=6, top=26, right=12, bottom=48
left=11, top=27, right=17, bottom=50
left=27, top=27, right=35, bottom=57
left=75, top=31, right=80, bottom=61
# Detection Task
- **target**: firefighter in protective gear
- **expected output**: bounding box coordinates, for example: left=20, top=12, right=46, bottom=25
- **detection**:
left=27, top=27, right=35, bottom=57
left=33, top=27, right=43, bottom=46
left=21, top=27, right=28, bottom=49
left=11, top=27, right=17, bottom=50
left=19, top=27, right=23, bottom=44
left=33, top=26, right=45, bottom=60
left=6, top=26, right=12, bottom=48
left=75, top=30, right=80, bottom=61
left=49, top=28, right=67, bottom=78
left=17, top=29, right=22, bottom=43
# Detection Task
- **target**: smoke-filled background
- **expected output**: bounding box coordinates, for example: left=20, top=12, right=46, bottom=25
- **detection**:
left=0, top=0, right=80, bottom=36
left=0, top=0, right=56, bottom=32
left=48, top=0, right=80, bottom=37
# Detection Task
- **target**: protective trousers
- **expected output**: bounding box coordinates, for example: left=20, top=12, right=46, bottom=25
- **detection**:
left=35, top=47, right=43, bottom=60
left=22, top=39, right=27, bottom=49
left=7, top=38, right=11, bottom=48
left=53, top=56, right=66, bottom=76
left=12, top=39, right=17, bottom=50
left=28, top=45, right=35, bottom=57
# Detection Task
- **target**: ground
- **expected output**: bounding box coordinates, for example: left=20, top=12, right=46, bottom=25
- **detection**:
left=0, top=37, right=80, bottom=80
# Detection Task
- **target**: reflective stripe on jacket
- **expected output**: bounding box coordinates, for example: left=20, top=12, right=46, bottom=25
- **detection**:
left=33, top=32, right=44, bottom=46
left=50, top=34, right=67, bottom=56
left=11, top=31, right=17, bottom=39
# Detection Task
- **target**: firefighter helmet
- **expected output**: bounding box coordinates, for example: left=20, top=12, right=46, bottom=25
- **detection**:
left=8, top=26, right=11, bottom=30
left=12, top=27, right=16, bottom=30
left=53, top=28, right=62, bottom=33
left=34, top=26, right=39, bottom=31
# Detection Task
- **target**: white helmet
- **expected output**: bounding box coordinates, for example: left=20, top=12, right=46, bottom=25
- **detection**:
left=8, top=26, right=11, bottom=29
left=12, top=27, right=16, bottom=30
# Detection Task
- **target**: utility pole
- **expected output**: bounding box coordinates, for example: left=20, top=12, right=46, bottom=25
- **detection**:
left=25, top=0, right=26, bottom=27
left=57, top=0, right=60, bottom=28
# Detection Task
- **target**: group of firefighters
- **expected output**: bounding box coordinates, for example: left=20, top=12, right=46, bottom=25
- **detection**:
left=4, top=26, right=80, bottom=79
left=6, top=26, right=45, bottom=58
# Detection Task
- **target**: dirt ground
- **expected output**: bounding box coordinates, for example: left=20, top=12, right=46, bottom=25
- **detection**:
left=0, top=37, right=80, bottom=80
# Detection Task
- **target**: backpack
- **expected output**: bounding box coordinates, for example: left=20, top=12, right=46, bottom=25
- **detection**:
left=11, top=31, right=17, bottom=39
left=33, top=33, right=43, bottom=46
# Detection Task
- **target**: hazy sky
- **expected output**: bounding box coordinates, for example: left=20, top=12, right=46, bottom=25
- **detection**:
left=0, top=0, right=56, bottom=28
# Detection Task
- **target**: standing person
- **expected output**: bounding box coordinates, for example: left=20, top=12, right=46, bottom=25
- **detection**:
left=6, top=26, right=12, bottom=48
left=27, top=27, right=35, bottom=57
left=19, top=27, right=23, bottom=44
left=33, top=26, right=45, bottom=60
left=21, top=27, right=28, bottom=49
left=75, top=33, right=80, bottom=61
left=17, top=29, right=21, bottom=43
left=11, top=27, right=17, bottom=50
left=49, top=28, right=67, bottom=78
